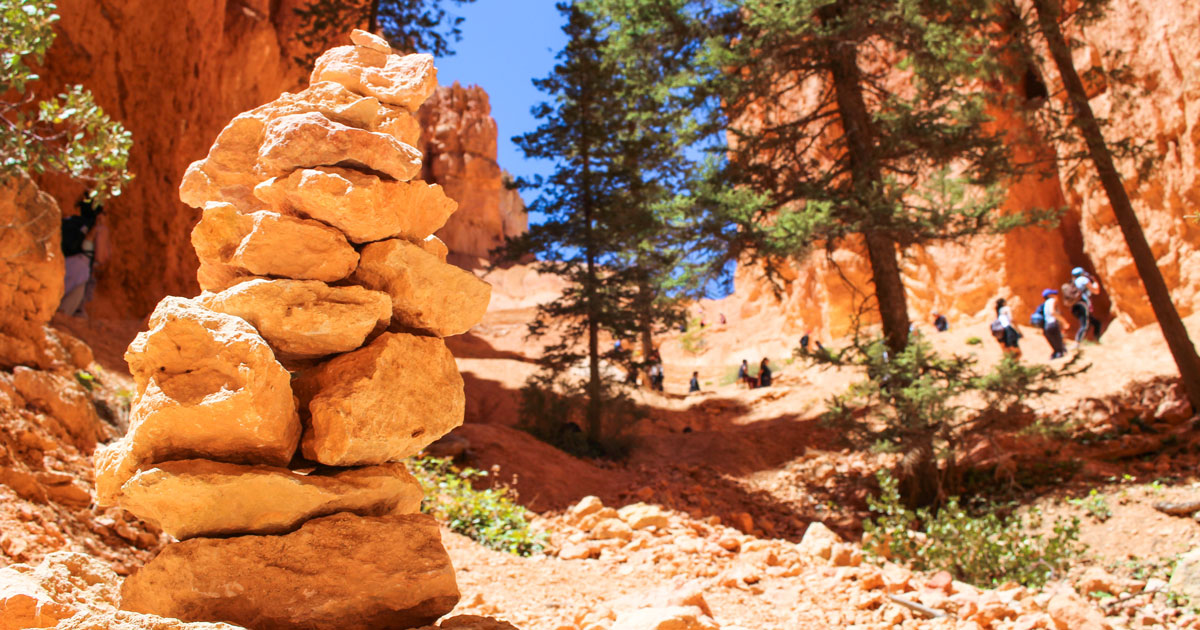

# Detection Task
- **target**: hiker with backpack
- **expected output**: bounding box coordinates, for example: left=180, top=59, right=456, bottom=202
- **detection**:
left=991, top=298, right=1022, bottom=358
left=58, top=197, right=105, bottom=317
left=1060, top=267, right=1103, bottom=346
left=1031, top=288, right=1067, bottom=360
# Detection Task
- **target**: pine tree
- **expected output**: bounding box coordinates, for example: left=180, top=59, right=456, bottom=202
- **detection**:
left=589, top=0, right=1026, bottom=357
left=506, top=3, right=692, bottom=451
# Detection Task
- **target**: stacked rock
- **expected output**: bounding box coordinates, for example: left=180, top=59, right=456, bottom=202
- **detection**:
left=92, top=30, right=491, bottom=630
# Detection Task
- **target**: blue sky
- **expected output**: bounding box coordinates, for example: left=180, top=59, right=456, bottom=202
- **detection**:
left=434, top=1, right=568, bottom=187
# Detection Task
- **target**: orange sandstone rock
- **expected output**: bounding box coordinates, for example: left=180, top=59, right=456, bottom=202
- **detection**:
left=257, top=112, right=423, bottom=182
left=254, top=167, right=456, bottom=243
left=94, top=297, right=299, bottom=505
left=201, top=279, right=391, bottom=360
left=120, top=513, right=460, bottom=630
left=179, top=80, right=421, bottom=213
left=294, top=332, right=464, bottom=466
left=0, top=172, right=65, bottom=369
left=353, top=238, right=491, bottom=337
left=311, top=45, right=437, bottom=111
left=117, top=460, right=423, bottom=539
left=191, top=202, right=358, bottom=286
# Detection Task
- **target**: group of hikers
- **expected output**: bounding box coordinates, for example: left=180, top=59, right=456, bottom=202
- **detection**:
left=735, top=358, right=773, bottom=389
left=991, top=266, right=1103, bottom=360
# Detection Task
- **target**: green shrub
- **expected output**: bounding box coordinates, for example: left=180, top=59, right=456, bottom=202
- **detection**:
left=408, top=455, right=546, bottom=556
left=966, top=336, right=982, bottom=346
left=1067, top=489, right=1112, bottom=522
left=864, top=471, right=1083, bottom=588
left=680, top=317, right=706, bottom=354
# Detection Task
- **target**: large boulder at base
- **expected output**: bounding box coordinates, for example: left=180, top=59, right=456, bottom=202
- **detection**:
left=311, top=42, right=437, bottom=111
left=294, top=332, right=464, bottom=466
left=121, top=513, right=459, bottom=630
left=201, top=279, right=391, bottom=360
left=93, top=297, right=299, bottom=505
left=0, top=172, right=65, bottom=369
left=191, top=202, right=358, bottom=287
left=254, top=167, right=456, bottom=244
left=257, top=112, right=422, bottom=182
left=179, top=80, right=420, bottom=212
left=352, top=238, right=491, bottom=337
left=117, top=459, right=423, bottom=539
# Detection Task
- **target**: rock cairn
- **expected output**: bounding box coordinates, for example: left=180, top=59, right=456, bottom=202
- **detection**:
left=92, top=30, right=491, bottom=630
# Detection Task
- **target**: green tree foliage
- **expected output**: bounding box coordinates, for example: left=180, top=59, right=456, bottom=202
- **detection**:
left=812, top=335, right=1085, bottom=504
left=505, top=3, right=698, bottom=453
left=589, top=0, right=1047, bottom=355
left=292, top=0, right=477, bottom=67
left=0, top=0, right=132, bottom=199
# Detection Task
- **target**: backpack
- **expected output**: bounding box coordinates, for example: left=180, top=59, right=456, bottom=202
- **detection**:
left=1030, top=302, right=1046, bottom=329
left=1060, top=282, right=1082, bottom=306
left=60, top=215, right=93, bottom=257
left=990, top=318, right=1005, bottom=334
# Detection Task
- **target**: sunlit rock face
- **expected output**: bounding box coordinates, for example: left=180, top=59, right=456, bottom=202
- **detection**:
left=418, top=83, right=528, bottom=262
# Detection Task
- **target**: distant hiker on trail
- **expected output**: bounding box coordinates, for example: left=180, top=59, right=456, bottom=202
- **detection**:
left=737, top=359, right=755, bottom=389
left=1064, top=267, right=1103, bottom=346
left=1037, top=288, right=1067, bottom=360
left=799, top=332, right=811, bottom=352
left=689, top=371, right=700, bottom=393
left=649, top=363, right=664, bottom=392
left=933, top=313, right=948, bottom=332
left=58, top=197, right=105, bottom=317
left=991, top=298, right=1022, bottom=358
left=757, top=358, right=772, bottom=387
left=719, top=313, right=726, bottom=326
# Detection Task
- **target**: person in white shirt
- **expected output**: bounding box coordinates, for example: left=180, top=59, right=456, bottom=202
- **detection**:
left=1039, top=288, right=1066, bottom=359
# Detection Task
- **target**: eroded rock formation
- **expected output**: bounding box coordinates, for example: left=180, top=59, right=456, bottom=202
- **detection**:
left=418, top=83, right=528, bottom=261
left=93, top=31, right=491, bottom=629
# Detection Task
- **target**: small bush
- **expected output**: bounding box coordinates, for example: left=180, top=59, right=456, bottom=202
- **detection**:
left=408, top=455, right=546, bottom=556
left=680, top=317, right=706, bottom=355
left=864, top=471, right=1083, bottom=588
left=1067, top=489, right=1112, bottom=522
left=965, top=336, right=982, bottom=346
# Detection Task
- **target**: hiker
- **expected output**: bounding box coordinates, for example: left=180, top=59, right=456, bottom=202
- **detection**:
left=1035, top=288, right=1067, bottom=360
left=1064, top=267, right=1103, bottom=346
left=737, top=359, right=756, bottom=389
left=58, top=197, right=105, bottom=317
left=991, top=298, right=1022, bottom=358
left=799, top=331, right=811, bottom=352
left=648, top=363, right=664, bottom=392
left=933, top=312, right=948, bottom=332
left=689, top=371, right=700, bottom=393
left=757, top=358, right=772, bottom=387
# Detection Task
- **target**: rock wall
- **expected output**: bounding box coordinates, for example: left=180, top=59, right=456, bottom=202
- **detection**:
left=418, top=82, right=527, bottom=262
left=34, top=0, right=313, bottom=320
left=730, top=0, right=1200, bottom=338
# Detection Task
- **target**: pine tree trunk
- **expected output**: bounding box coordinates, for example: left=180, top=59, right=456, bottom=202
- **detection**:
left=367, top=0, right=380, bottom=33
left=638, top=286, right=655, bottom=390
left=1033, top=0, right=1200, bottom=413
left=825, top=12, right=912, bottom=356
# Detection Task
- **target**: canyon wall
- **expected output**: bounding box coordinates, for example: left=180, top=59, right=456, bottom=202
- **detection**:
left=35, top=5, right=522, bottom=321
left=35, top=0, right=312, bottom=319
left=729, top=0, right=1200, bottom=340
